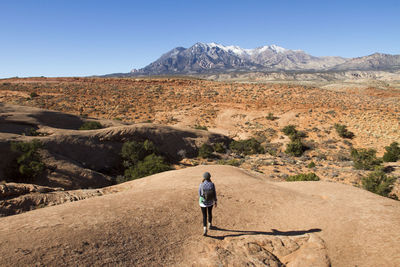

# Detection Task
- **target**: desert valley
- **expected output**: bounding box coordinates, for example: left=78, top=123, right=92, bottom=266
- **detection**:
left=0, top=70, right=400, bottom=266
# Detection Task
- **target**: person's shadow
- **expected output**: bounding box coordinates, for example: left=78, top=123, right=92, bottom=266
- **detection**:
left=206, top=226, right=321, bottom=240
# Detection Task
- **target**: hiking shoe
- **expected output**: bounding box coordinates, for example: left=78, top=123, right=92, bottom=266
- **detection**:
left=203, top=226, right=207, bottom=236
left=208, top=222, right=212, bottom=229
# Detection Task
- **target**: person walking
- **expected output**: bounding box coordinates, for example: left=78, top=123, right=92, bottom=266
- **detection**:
left=199, top=172, right=217, bottom=236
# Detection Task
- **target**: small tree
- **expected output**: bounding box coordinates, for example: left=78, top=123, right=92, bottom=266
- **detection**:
left=198, top=144, right=214, bottom=158
left=350, top=148, right=382, bottom=170
left=383, top=142, right=400, bottom=162
left=8, top=140, right=45, bottom=182
left=334, top=123, right=354, bottom=139
left=361, top=169, right=396, bottom=198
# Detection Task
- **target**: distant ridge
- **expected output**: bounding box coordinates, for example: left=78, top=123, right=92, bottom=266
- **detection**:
left=105, top=43, right=400, bottom=76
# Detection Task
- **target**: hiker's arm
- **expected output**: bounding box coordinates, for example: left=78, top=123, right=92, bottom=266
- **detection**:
left=198, top=184, right=201, bottom=197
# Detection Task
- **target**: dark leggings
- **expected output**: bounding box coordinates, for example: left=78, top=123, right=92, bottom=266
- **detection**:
left=201, top=206, right=213, bottom=227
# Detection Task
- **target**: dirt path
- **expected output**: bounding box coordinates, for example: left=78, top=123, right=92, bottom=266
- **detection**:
left=0, top=165, right=399, bottom=266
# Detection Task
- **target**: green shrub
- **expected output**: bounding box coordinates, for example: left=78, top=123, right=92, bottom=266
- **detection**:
left=350, top=148, right=382, bottom=170
left=79, top=121, right=103, bottom=130
left=285, top=139, right=306, bottom=157
left=286, top=173, right=320, bottom=182
left=8, top=140, right=45, bottom=182
left=198, top=144, right=214, bottom=158
left=30, top=92, right=38, bottom=98
left=213, top=142, right=226, bottom=153
left=282, top=125, right=307, bottom=141
left=119, top=140, right=170, bottom=182
left=307, top=161, right=316, bottom=168
left=282, top=125, right=298, bottom=136
left=194, top=125, right=208, bottom=131
left=121, top=140, right=157, bottom=166
left=124, top=154, right=170, bottom=180
left=23, top=127, right=40, bottom=136
left=383, top=142, right=400, bottom=162
left=266, top=112, right=277, bottom=121
left=229, top=138, right=265, bottom=155
left=361, top=169, right=396, bottom=198
left=334, top=124, right=354, bottom=139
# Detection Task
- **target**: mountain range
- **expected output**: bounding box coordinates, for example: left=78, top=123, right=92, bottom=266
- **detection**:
left=113, top=42, right=400, bottom=76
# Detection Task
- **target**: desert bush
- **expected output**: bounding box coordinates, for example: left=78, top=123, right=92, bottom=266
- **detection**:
left=7, top=140, right=45, bottom=182
left=282, top=125, right=307, bottom=141
left=229, top=138, right=265, bottom=155
left=266, top=112, right=277, bottom=121
left=350, top=148, right=382, bottom=170
left=198, top=144, right=214, bottom=158
left=213, top=142, right=226, bottom=153
left=361, top=169, right=396, bottom=198
left=194, top=125, right=208, bottom=131
left=124, top=154, right=170, bottom=180
left=307, top=161, right=316, bottom=168
left=23, top=127, right=40, bottom=136
left=30, top=92, right=38, bottom=98
left=285, top=139, right=306, bottom=157
left=282, top=125, right=298, bottom=136
left=383, top=142, right=400, bottom=162
left=334, top=123, right=354, bottom=139
left=79, top=121, right=103, bottom=130
left=286, top=173, right=320, bottom=182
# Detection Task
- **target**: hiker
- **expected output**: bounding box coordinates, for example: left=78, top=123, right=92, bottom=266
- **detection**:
left=199, top=172, right=217, bottom=236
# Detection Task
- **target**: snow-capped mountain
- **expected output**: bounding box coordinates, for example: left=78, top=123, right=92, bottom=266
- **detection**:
left=130, top=42, right=347, bottom=75
left=114, top=42, right=400, bottom=76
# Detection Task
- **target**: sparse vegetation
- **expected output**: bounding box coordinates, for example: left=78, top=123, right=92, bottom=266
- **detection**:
left=229, top=138, right=264, bottom=155
left=383, top=142, right=400, bottom=162
left=361, top=168, right=397, bottom=198
left=79, top=121, right=103, bottom=130
left=120, top=140, right=170, bottom=181
left=6, top=140, right=46, bottom=182
left=286, top=173, right=320, bottom=182
left=334, top=123, right=354, bottom=139
left=217, top=159, right=242, bottom=166
left=350, top=148, right=382, bottom=170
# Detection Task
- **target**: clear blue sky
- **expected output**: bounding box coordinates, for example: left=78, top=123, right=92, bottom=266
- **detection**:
left=1, top=0, right=399, bottom=78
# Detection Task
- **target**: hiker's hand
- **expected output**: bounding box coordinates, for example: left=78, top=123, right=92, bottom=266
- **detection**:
left=214, top=202, right=217, bottom=208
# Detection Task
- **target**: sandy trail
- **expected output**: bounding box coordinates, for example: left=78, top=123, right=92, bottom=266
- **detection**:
left=0, top=165, right=399, bottom=266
